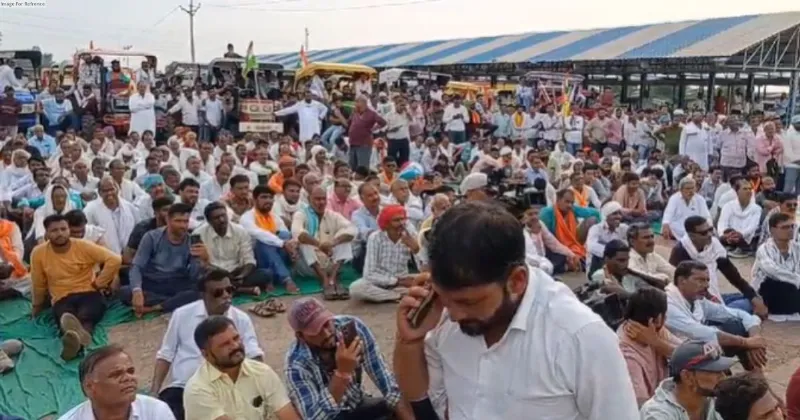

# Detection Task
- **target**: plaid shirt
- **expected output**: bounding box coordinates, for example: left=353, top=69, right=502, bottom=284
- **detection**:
left=284, top=315, right=402, bottom=420
left=363, top=230, right=414, bottom=288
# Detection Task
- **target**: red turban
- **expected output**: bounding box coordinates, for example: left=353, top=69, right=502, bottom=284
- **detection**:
left=378, top=204, right=406, bottom=230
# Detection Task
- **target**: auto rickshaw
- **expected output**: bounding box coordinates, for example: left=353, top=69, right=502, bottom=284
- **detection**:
left=445, top=81, right=481, bottom=102
left=164, top=61, right=209, bottom=89
left=293, top=62, right=377, bottom=111
left=0, top=50, right=42, bottom=132
left=72, top=48, right=159, bottom=135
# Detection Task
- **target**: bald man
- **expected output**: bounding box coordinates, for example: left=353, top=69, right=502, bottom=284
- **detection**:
left=291, top=187, right=357, bottom=300
left=389, top=179, right=424, bottom=229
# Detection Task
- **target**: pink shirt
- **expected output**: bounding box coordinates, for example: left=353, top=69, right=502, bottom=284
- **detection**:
left=754, top=133, right=784, bottom=173
left=327, top=193, right=362, bottom=220
left=617, top=321, right=680, bottom=404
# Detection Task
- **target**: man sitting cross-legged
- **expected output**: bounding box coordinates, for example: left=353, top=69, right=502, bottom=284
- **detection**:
left=670, top=215, right=768, bottom=317
left=240, top=185, right=301, bottom=294
left=752, top=212, right=800, bottom=322
left=590, top=240, right=651, bottom=299
left=121, top=203, right=207, bottom=317
left=150, top=269, right=264, bottom=420
left=30, top=214, right=122, bottom=360
left=195, top=202, right=274, bottom=297
left=665, top=260, right=767, bottom=372
left=292, top=187, right=357, bottom=301
left=717, top=175, right=762, bottom=257
left=539, top=188, right=600, bottom=271
left=350, top=205, right=420, bottom=303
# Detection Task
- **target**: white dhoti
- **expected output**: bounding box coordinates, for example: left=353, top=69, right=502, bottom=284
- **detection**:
left=349, top=280, right=407, bottom=303
left=295, top=243, right=353, bottom=277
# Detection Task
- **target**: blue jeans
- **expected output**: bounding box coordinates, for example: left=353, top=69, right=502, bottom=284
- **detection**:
left=321, top=125, right=345, bottom=150
left=784, top=167, right=800, bottom=194
left=254, top=231, right=292, bottom=283
left=635, top=144, right=651, bottom=162
left=723, top=293, right=753, bottom=314
left=566, top=142, right=581, bottom=156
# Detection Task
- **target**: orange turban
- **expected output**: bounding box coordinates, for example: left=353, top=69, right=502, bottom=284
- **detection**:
left=378, top=204, right=406, bottom=230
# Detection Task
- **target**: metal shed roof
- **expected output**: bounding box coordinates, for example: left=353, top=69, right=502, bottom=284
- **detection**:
left=258, top=11, right=800, bottom=69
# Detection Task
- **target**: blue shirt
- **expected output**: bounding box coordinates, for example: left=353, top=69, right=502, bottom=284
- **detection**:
left=493, top=112, right=512, bottom=138
left=41, top=97, right=72, bottom=123
left=129, top=227, right=203, bottom=291
left=525, top=167, right=549, bottom=185
left=284, top=315, right=402, bottom=420
left=539, top=205, right=601, bottom=234
left=27, top=134, right=57, bottom=158
left=351, top=206, right=379, bottom=257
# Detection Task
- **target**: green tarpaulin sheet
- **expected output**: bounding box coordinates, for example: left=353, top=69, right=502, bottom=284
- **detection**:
left=0, top=266, right=358, bottom=419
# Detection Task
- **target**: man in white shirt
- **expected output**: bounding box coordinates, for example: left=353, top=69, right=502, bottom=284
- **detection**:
left=783, top=115, right=800, bottom=194
left=134, top=60, right=155, bottom=87
left=200, top=88, right=224, bottom=142
left=662, top=176, right=713, bottom=240
left=717, top=176, right=762, bottom=256
left=442, top=95, right=469, bottom=145
left=129, top=81, right=156, bottom=136
left=0, top=59, right=21, bottom=93
left=385, top=97, right=412, bottom=167
left=274, top=91, right=327, bottom=143
left=679, top=112, right=710, bottom=171
left=393, top=201, right=639, bottom=420
left=59, top=345, right=175, bottom=420
left=181, top=155, right=212, bottom=185
left=149, top=269, right=264, bottom=419
left=167, top=88, right=200, bottom=131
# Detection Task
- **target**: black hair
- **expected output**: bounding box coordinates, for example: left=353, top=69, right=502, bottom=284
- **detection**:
left=582, top=163, right=599, bottom=172
left=683, top=215, right=708, bottom=235
left=624, top=288, right=668, bottom=325
left=622, top=172, right=640, bottom=183
left=283, top=178, right=302, bottom=191
left=626, top=222, right=651, bottom=243
left=673, top=260, right=708, bottom=285
left=145, top=156, right=160, bottom=167
left=252, top=185, right=275, bottom=200
left=78, top=344, right=127, bottom=392
left=198, top=267, right=231, bottom=292
left=167, top=202, right=193, bottom=218
left=555, top=188, right=573, bottom=200
left=731, top=175, right=750, bottom=191
left=708, top=165, right=721, bottom=174
left=63, top=209, right=88, bottom=227
left=295, top=163, right=310, bottom=172
left=229, top=174, right=250, bottom=188
left=715, top=373, right=770, bottom=420
left=603, top=239, right=629, bottom=260
left=43, top=214, right=68, bottom=230
left=203, top=201, right=227, bottom=221
left=178, top=178, right=200, bottom=191
left=778, top=191, right=798, bottom=204
left=152, top=196, right=175, bottom=212
left=650, top=168, right=664, bottom=179
left=354, top=166, right=370, bottom=177
left=769, top=211, right=792, bottom=229
left=194, top=315, right=235, bottom=350
left=428, top=201, right=525, bottom=290
left=382, top=156, right=397, bottom=165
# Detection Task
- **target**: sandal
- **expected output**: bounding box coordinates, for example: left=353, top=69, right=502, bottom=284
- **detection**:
left=248, top=301, right=276, bottom=318
left=334, top=282, right=350, bottom=300
left=264, top=298, right=286, bottom=313
left=323, top=285, right=337, bottom=301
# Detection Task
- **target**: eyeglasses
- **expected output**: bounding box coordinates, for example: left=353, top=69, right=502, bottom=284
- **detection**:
left=211, top=286, right=235, bottom=298
left=691, top=227, right=714, bottom=236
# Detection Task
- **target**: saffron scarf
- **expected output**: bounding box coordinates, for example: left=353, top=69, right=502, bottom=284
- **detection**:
left=254, top=208, right=278, bottom=234
left=570, top=186, right=589, bottom=207
left=513, top=112, right=525, bottom=128
left=0, top=220, right=27, bottom=278
left=268, top=172, right=285, bottom=194
left=553, top=207, right=585, bottom=258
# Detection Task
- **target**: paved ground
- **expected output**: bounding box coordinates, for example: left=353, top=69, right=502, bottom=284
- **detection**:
left=108, top=238, right=800, bottom=401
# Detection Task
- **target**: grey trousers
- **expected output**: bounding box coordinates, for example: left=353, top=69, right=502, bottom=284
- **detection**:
left=349, top=146, right=372, bottom=170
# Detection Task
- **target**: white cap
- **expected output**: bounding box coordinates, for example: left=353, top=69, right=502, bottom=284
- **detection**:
left=673, top=109, right=685, bottom=116
left=459, top=172, right=488, bottom=194
left=500, top=146, right=513, bottom=156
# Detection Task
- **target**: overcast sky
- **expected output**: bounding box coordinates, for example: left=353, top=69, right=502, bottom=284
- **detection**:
left=2, top=0, right=799, bottom=65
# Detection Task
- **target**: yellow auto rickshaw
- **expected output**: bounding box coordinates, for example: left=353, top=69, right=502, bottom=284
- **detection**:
left=293, top=62, right=377, bottom=110
left=445, top=81, right=481, bottom=102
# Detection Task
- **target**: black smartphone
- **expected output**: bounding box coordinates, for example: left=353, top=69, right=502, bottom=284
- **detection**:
left=190, top=234, right=203, bottom=245
left=342, top=321, right=358, bottom=347
left=407, top=289, right=438, bottom=328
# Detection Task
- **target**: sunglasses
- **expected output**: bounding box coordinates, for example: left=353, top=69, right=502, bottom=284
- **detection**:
left=212, top=286, right=236, bottom=298
left=692, top=227, right=714, bottom=236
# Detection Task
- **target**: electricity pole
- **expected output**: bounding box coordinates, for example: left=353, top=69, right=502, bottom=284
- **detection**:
left=180, top=0, right=201, bottom=63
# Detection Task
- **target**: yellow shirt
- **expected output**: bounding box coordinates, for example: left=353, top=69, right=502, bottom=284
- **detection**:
left=30, top=239, right=122, bottom=306
left=184, top=358, right=291, bottom=420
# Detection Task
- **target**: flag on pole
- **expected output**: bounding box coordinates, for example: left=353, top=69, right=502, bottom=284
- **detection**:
left=300, top=45, right=309, bottom=68
left=242, top=41, right=257, bottom=77
left=89, top=40, right=94, bottom=50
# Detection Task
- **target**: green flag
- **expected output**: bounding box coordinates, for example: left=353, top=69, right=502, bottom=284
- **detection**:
left=242, top=41, right=257, bottom=77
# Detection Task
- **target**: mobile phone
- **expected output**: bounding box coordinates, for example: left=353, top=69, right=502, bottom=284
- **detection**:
left=407, top=289, right=438, bottom=328
left=342, top=321, right=358, bottom=347
left=190, top=234, right=203, bottom=245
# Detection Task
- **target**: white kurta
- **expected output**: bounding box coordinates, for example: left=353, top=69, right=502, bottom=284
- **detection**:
left=129, top=93, right=156, bottom=135
left=662, top=192, right=713, bottom=239
left=678, top=123, right=710, bottom=170
left=717, top=199, right=762, bottom=244
left=84, top=199, right=141, bottom=254
left=274, top=100, right=328, bottom=143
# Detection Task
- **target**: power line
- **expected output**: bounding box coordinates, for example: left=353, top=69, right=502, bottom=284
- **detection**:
left=203, top=0, right=302, bottom=6
left=179, top=0, right=201, bottom=63
left=149, top=6, right=181, bottom=28
left=205, top=0, right=442, bottom=12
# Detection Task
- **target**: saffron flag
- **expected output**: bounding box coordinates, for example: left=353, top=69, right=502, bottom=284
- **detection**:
left=300, top=45, right=309, bottom=68
left=242, top=41, right=257, bottom=77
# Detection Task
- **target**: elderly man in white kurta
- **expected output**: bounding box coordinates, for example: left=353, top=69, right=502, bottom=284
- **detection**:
left=291, top=187, right=357, bottom=300
left=84, top=176, right=142, bottom=254
left=717, top=177, right=762, bottom=253
left=662, top=177, right=712, bottom=240
left=274, top=91, right=327, bottom=143
left=678, top=112, right=710, bottom=171
left=129, top=81, right=156, bottom=135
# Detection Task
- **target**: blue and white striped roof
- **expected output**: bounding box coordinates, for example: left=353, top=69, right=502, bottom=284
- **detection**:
left=260, top=11, right=800, bottom=69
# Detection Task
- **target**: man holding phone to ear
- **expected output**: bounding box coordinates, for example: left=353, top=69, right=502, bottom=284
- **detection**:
left=284, top=297, right=414, bottom=420
left=393, top=201, right=639, bottom=420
